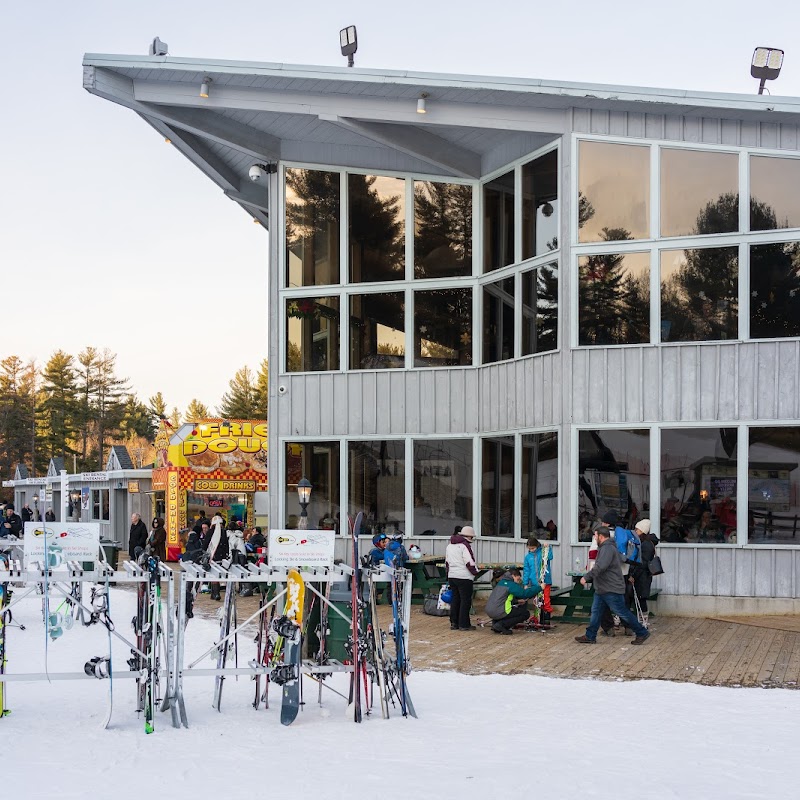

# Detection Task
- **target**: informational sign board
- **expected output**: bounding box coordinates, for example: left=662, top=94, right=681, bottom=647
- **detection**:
left=23, top=522, right=101, bottom=569
left=268, top=529, right=335, bottom=568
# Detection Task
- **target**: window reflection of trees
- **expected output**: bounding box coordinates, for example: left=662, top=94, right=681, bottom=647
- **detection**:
left=414, top=289, right=472, bottom=367
left=522, top=264, right=558, bottom=355
left=750, top=236, right=800, bottom=340
left=285, top=169, right=340, bottom=287
left=349, top=174, right=405, bottom=283
left=414, top=181, right=472, bottom=279
left=579, top=237, right=649, bottom=346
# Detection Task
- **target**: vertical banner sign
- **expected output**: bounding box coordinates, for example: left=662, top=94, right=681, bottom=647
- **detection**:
left=23, top=522, right=101, bottom=569
left=81, top=487, right=90, bottom=511
left=268, top=530, right=336, bottom=567
left=167, top=471, right=179, bottom=551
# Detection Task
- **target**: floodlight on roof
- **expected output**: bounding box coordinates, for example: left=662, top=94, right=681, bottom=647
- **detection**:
left=200, top=77, right=212, bottom=99
left=149, top=37, right=168, bottom=56
left=751, top=47, right=784, bottom=94
left=340, top=25, right=357, bottom=67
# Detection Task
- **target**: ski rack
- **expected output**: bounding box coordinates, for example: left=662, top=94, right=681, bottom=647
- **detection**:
left=0, top=559, right=172, bottom=706
left=0, top=556, right=416, bottom=729
left=168, top=562, right=414, bottom=728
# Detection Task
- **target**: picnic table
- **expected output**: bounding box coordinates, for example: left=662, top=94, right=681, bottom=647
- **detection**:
left=550, top=571, right=660, bottom=623
left=405, top=557, right=522, bottom=604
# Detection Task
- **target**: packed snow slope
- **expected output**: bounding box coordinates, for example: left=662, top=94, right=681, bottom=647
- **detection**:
left=2, top=589, right=796, bottom=799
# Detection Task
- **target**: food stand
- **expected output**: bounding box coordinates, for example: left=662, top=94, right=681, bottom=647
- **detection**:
left=152, top=419, right=268, bottom=560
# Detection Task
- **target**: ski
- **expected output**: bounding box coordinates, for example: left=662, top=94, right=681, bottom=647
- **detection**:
left=348, top=512, right=364, bottom=722
left=315, top=579, right=332, bottom=706
left=368, top=572, right=390, bottom=719
left=143, top=556, right=161, bottom=734
left=212, top=579, right=236, bottom=712
left=389, top=567, right=410, bottom=717
left=252, top=584, right=268, bottom=710
left=277, top=568, right=305, bottom=726
left=0, top=580, right=9, bottom=717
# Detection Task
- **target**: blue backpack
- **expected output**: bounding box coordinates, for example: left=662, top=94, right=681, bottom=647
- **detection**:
left=614, top=527, right=641, bottom=564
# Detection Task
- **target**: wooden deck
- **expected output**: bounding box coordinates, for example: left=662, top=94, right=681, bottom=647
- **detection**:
left=120, top=554, right=800, bottom=689
left=405, top=603, right=800, bottom=688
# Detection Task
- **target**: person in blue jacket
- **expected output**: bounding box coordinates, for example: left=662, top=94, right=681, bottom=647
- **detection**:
left=384, top=534, right=408, bottom=569
left=523, top=536, right=553, bottom=624
left=369, top=533, right=388, bottom=566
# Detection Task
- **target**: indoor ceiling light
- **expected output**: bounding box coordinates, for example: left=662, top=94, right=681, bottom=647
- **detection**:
left=199, top=76, right=212, bottom=98
left=751, top=47, right=784, bottom=94
left=417, top=93, right=429, bottom=114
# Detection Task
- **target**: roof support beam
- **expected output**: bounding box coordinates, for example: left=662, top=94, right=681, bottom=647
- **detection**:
left=141, top=116, right=270, bottom=225
left=318, top=116, right=480, bottom=179
left=130, top=78, right=568, bottom=135
left=85, top=67, right=280, bottom=162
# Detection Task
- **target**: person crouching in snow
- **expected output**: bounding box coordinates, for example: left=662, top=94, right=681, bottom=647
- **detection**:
left=485, top=568, right=540, bottom=634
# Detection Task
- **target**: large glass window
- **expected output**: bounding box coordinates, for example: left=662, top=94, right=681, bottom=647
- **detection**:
left=660, top=428, right=738, bottom=544
left=482, top=436, right=514, bottom=537
left=579, top=252, right=649, bottom=345
left=522, top=150, right=559, bottom=258
left=578, top=429, right=650, bottom=541
left=91, top=489, right=110, bottom=521
left=522, top=263, right=558, bottom=355
left=660, top=149, right=739, bottom=238
left=660, top=247, right=738, bottom=342
left=578, top=141, right=650, bottom=242
left=348, top=440, right=406, bottom=536
left=483, top=278, right=514, bottom=364
left=413, top=439, right=473, bottom=536
left=414, top=288, right=472, bottom=367
left=748, top=427, right=800, bottom=545
left=349, top=174, right=405, bottom=283
left=286, top=297, right=340, bottom=372
left=522, top=432, right=558, bottom=540
left=285, top=168, right=340, bottom=287
left=414, top=181, right=472, bottom=279
left=285, top=441, right=340, bottom=530
left=750, top=241, right=800, bottom=339
left=349, top=292, right=405, bottom=369
left=750, top=156, right=800, bottom=231
left=483, top=170, right=515, bottom=271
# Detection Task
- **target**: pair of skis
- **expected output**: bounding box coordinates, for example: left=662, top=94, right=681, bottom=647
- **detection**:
left=0, top=580, right=9, bottom=718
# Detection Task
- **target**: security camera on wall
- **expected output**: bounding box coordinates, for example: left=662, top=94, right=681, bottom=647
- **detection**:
left=249, top=164, right=266, bottom=183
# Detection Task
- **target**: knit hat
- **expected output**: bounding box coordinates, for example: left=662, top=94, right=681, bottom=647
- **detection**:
left=635, top=519, right=652, bottom=535
left=601, top=510, right=618, bottom=526
left=460, top=525, right=476, bottom=539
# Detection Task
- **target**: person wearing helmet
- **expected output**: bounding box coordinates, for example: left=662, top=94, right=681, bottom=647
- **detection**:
left=369, top=533, right=389, bottom=603
left=383, top=533, right=408, bottom=570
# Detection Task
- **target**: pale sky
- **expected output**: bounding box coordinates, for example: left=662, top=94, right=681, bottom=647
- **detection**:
left=2, top=0, right=800, bottom=412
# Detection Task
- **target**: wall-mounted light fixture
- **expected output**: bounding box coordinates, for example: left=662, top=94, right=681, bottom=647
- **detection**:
left=200, top=76, right=212, bottom=98
left=417, top=92, right=429, bottom=114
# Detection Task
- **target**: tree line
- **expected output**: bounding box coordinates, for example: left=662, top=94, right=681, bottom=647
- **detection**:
left=0, top=350, right=268, bottom=487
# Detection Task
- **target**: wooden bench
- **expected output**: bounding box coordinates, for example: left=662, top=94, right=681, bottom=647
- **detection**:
left=751, top=510, right=798, bottom=540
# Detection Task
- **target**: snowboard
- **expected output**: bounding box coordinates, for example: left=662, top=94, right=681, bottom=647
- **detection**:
left=279, top=569, right=305, bottom=726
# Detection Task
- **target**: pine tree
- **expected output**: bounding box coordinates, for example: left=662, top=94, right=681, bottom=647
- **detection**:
left=185, top=399, right=210, bottom=422
left=39, top=350, right=79, bottom=465
left=168, top=407, right=182, bottom=428
left=254, top=359, right=268, bottom=419
left=217, top=366, right=259, bottom=419
left=0, top=356, right=36, bottom=479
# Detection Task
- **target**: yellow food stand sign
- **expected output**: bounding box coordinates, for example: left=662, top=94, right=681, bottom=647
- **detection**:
left=152, top=419, right=268, bottom=560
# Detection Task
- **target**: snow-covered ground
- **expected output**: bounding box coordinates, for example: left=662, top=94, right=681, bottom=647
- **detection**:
left=2, top=588, right=796, bottom=799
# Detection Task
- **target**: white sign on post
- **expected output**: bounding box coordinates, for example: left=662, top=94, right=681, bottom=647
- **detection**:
left=268, top=529, right=336, bottom=568
left=23, top=522, right=102, bottom=569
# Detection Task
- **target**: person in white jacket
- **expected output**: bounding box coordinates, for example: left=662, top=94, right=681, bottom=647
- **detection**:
left=445, top=525, right=479, bottom=631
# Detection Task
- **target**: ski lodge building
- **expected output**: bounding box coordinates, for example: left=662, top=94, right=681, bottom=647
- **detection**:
left=83, top=49, right=800, bottom=614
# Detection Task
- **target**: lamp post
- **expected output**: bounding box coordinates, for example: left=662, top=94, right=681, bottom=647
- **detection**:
left=297, top=478, right=312, bottom=530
